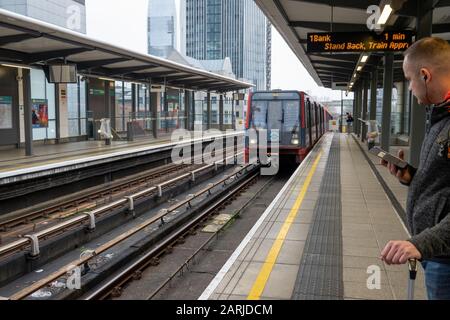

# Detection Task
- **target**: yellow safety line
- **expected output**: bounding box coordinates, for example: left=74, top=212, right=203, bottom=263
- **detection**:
left=247, top=151, right=323, bottom=300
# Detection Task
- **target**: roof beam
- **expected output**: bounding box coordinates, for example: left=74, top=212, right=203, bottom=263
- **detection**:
left=318, top=74, right=351, bottom=80
left=97, top=65, right=158, bottom=76
left=289, top=21, right=368, bottom=32
left=26, top=48, right=94, bottom=64
left=170, top=79, right=221, bottom=86
left=0, top=47, right=28, bottom=61
left=0, top=34, right=41, bottom=46
left=197, top=83, right=240, bottom=91
left=77, top=58, right=131, bottom=70
left=289, top=0, right=380, bottom=11
left=136, top=71, right=185, bottom=79
left=308, top=53, right=360, bottom=63
left=0, top=21, right=41, bottom=37
left=433, top=23, right=450, bottom=34
left=312, top=60, right=356, bottom=69
left=436, top=0, right=450, bottom=6
left=317, top=71, right=352, bottom=78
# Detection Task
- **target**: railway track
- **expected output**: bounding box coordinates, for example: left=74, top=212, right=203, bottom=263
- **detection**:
left=4, top=162, right=256, bottom=300
left=0, top=146, right=239, bottom=238
left=87, top=172, right=274, bottom=300
left=0, top=163, right=193, bottom=232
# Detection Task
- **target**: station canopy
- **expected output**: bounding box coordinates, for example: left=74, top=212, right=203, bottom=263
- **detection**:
left=255, top=0, right=450, bottom=90
left=0, top=9, right=252, bottom=92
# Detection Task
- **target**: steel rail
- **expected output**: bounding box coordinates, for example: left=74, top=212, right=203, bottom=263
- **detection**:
left=7, top=161, right=253, bottom=300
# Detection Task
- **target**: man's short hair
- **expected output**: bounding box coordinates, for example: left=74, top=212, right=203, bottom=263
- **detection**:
left=404, top=37, right=450, bottom=74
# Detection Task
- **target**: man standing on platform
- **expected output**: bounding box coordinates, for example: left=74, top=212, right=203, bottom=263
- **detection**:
left=380, top=37, right=450, bottom=300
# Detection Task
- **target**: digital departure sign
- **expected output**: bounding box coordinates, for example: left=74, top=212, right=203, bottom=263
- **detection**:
left=307, top=31, right=414, bottom=53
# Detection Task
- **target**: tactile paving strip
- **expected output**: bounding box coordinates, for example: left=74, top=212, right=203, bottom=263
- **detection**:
left=292, top=135, right=343, bottom=300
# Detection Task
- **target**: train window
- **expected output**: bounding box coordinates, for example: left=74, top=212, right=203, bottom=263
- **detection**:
left=283, top=101, right=299, bottom=132
left=251, top=101, right=268, bottom=129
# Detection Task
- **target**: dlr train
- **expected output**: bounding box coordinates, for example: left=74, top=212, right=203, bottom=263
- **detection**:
left=245, top=90, right=333, bottom=164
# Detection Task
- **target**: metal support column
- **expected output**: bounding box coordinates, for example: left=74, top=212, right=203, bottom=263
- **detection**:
left=104, top=80, right=112, bottom=145
left=184, top=90, right=189, bottom=130
left=219, top=94, right=224, bottom=131
left=362, top=77, right=369, bottom=142
left=105, top=81, right=111, bottom=119
left=131, top=83, right=137, bottom=115
left=54, top=83, right=61, bottom=143
left=356, top=84, right=362, bottom=136
left=152, top=88, right=158, bottom=139
left=400, top=79, right=407, bottom=134
left=381, top=53, right=394, bottom=152
left=232, top=92, right=237, bottom=131
left=207, top=91, right=211, bottom=130
left=409, top=0, right=433, bottom=167
left=340, top=90, right=343, bottom=133
left=370, top=67, right=378, bottom=121
left=22, top=69, right=33, bottom=156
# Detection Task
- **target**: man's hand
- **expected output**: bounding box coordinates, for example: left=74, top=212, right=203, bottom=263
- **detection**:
left=380, top=149, right=412, bottom=185
left=381, top=241, right=422, bottom=265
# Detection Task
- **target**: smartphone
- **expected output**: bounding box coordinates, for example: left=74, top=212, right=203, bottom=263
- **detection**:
left=369, top=147, right=409, bottom=169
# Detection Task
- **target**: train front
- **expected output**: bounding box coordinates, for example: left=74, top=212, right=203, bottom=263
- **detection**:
left=245, top=91, right=306, bottom=165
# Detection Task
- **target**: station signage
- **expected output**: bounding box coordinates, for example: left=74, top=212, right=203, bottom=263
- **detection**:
left=307, top=31, right=414, bottom=53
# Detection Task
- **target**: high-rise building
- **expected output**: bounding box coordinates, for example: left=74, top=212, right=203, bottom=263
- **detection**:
left=0, top=0, right=86, bottom=33
left=185, top=0, right=270, bottom=90
left=148, top=0, right=182, bottom=58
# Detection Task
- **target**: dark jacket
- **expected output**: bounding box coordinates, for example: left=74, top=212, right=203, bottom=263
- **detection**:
left=407, top=100, right=450, bottom=261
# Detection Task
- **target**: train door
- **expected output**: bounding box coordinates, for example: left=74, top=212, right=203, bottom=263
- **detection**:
left=267, top=100, right=282, bottom=143
left=320, top=107, right=324, bottom=136
left=315, top=103, right=319, bottom=142
left=307, top=100, right=312, bottom=147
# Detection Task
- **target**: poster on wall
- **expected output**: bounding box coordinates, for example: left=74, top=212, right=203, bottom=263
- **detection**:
left=0, top=96, right=13, bottom=129
left=32, top=99, right=49, bottom=128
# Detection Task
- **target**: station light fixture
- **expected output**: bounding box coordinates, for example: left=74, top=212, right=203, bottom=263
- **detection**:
left=98, top=77, right=116, bottom=82
left=361, top=55, right=369, bottom=63
left=1, top=63, right=31, bottom=70
left=377, top=4, right=393, bottom=25
left=357, top=66, right=363, bottom=71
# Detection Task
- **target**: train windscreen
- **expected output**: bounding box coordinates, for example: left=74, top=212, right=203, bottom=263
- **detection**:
left=250, top=92, right=300, bottom=144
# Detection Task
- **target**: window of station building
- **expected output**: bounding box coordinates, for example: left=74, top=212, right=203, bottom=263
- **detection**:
left=162, top=89, right=181, bottom=134
left=211, top=96, right=219, bottom=128
left=194, top=98, right=204, bottom=129
left=124, top=82, right=133, bottom=123
left=115, top=82, right=125, bottom=133
left=224, top=98, right=233, bottom=127
left=66, top=77, right=86, bottom=138
left=179, top=90, right=186, bottom=130
left=30, top=68, right=56, bottom=141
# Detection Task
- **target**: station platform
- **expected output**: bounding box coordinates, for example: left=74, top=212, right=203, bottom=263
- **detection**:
left=200, top=132, right=427, bottom=300
left=0, top=132, right=243, bottom=184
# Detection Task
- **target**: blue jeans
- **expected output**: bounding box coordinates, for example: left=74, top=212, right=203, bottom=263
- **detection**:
left=422, top=261, right=450, bottom=300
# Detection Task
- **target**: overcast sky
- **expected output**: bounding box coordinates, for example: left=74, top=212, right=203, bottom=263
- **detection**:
left=85, top=0, right=345, bottom=101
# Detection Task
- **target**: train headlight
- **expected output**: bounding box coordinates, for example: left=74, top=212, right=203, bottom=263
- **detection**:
left=291, top=133, right=299, bottom=145
left=250, top=138, right=257, bottom=145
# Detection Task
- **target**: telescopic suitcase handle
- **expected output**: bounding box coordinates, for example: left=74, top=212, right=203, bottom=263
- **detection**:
left=408, top=259, right=418, bottom=300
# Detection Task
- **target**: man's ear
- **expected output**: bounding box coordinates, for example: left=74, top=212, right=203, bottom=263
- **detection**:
left=421, top=68, right=431, bottom=82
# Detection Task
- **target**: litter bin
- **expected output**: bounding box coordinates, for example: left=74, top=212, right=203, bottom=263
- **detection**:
left=366, top=120, right=380, bottom=150
left=99, top=118, right=113, bottom=145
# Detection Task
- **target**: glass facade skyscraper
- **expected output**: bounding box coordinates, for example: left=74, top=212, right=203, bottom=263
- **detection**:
left=0, top=0, right=86, bottom=33
left=148, top=0, right=179, bottom=58
left=185, top=0, right=270, bottom=90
